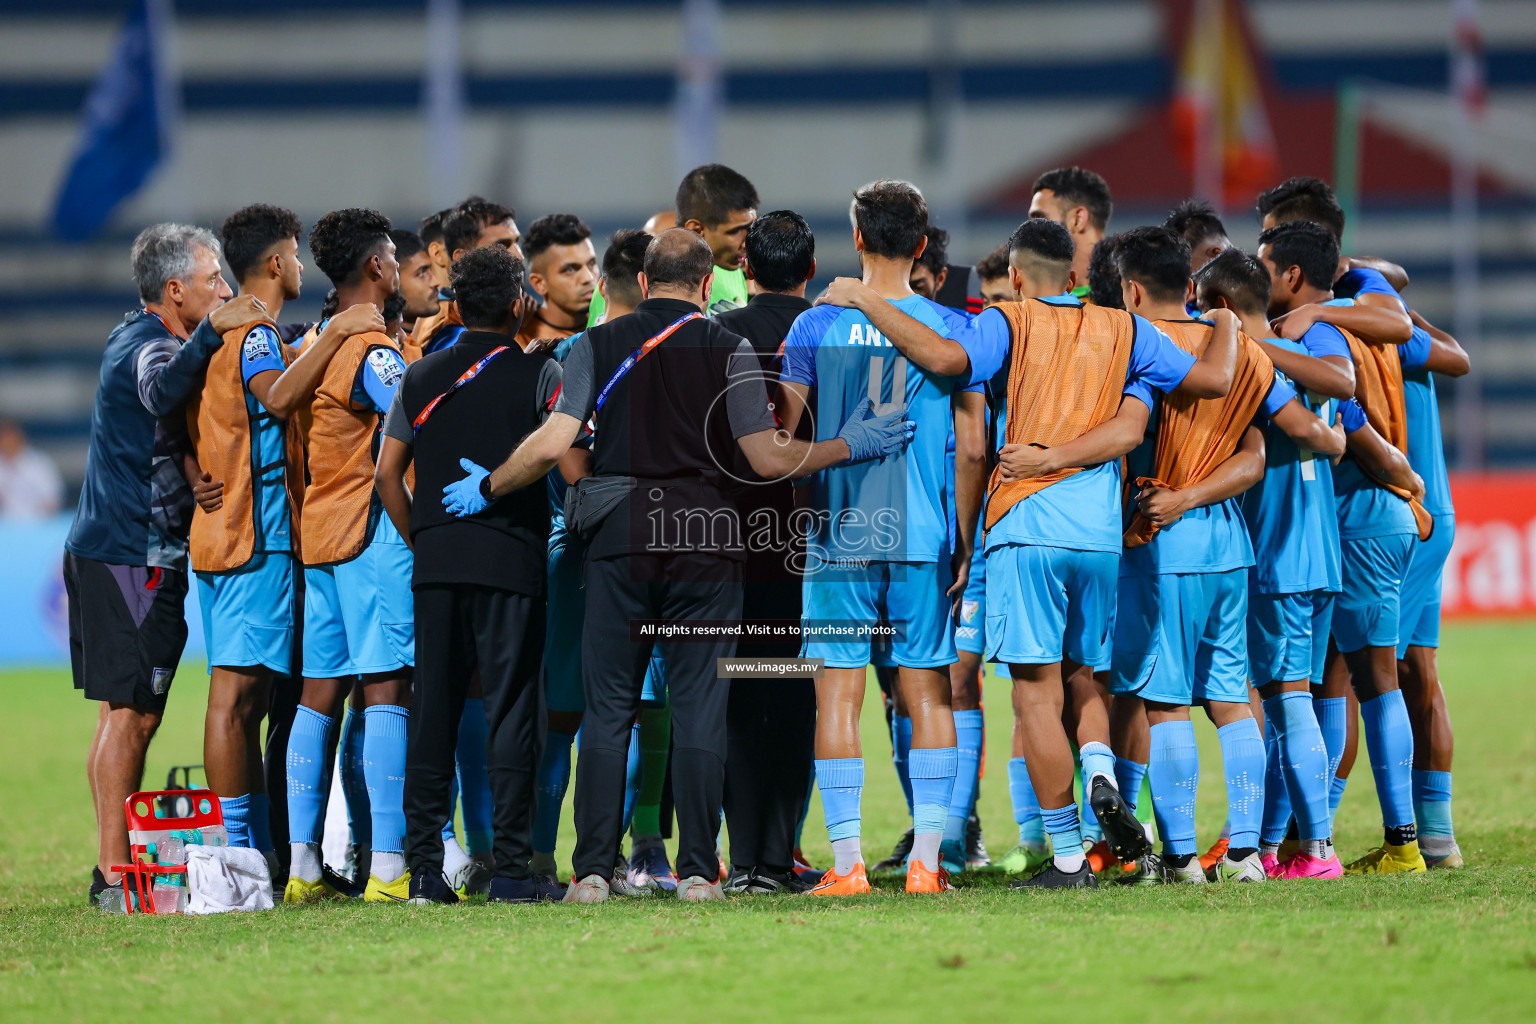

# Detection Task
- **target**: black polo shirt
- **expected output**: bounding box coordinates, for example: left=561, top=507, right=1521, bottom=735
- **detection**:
left=382, top=331, right=561, bottom=593
left=552, top=297, right=776, bottom=565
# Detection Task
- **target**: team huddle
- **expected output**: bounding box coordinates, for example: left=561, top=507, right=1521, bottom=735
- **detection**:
left=67, top=159, right=1466, bottom=908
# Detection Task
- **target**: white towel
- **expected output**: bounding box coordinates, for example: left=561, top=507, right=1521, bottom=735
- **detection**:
left=185, top=846, right=274, bottom=914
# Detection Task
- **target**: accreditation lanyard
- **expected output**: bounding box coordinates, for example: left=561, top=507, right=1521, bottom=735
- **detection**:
left=593, top=312, right=703, bottom=412
left=411, top=346, right=510, bottom=436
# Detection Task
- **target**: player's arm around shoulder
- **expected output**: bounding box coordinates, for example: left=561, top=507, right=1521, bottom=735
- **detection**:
left=253, top=303, right=385, bottom=419
left=818, top=277, right=972, bottom=378
left=1174, top=306, right=1237, bottom=398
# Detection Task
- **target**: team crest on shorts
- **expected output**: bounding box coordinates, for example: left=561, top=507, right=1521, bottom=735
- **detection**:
left=961, top=599, right=980, bottom=624
left=151, top=667, right=172, bottom=695
left=368, top=348, right=405, bottom=387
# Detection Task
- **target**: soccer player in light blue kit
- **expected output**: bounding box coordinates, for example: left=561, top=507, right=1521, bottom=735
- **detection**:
left=825, top=218, right=1240, bottom=888
left=779, top=180, right=976, bottom=895
left=1258, top=218, right=1429, bottom=874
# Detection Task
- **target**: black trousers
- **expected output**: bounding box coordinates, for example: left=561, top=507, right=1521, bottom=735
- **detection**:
left=572, top=555, right=740, bottom=883
left=404, top=584, right=545, bottom=880
left=723, top=678, right=816, bottom=873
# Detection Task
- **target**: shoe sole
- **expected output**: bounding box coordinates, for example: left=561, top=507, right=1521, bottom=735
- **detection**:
left=1089, top=784, right=1151, bottom=862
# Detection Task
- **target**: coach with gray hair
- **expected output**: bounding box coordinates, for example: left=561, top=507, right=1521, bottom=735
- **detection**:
left=67, top=222, right=261, bottom=909
left=441, top=228, right=914, bottom=902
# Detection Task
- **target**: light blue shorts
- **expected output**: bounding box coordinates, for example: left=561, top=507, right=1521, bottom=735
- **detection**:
left=801, top=560, right=957, bottom=670
left=1110, top=568, right=1249, bottom=706
left=302, top=519, right=415, bottom=678
left=544, top=519, right=586, bottom=714
left=196, top=552, right=295, bottom=675
left=641, top=655, right=667, bottom=707
left=985, top=544, right=1117, bottom=669
left=1332, top=533, right=1414, bottom=654
left=953, top=542, right=987, bottom=656
left=1247, top=589, right=1335, bottom=686
left=1397, top=514, right=1455, bottom=657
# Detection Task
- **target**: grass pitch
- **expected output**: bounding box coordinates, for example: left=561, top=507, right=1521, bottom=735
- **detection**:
left=2, top=622, right=1533, bottom=1022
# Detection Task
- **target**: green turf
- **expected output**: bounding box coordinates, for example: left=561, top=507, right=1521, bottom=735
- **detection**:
left=3, top=623, right=1534, bottom=1022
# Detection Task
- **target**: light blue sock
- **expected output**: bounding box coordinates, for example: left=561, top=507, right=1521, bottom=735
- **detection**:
left=441, top=776, right=459, bottom=843
left=1041, top=804, right=1084, bottom=869
left=1413, top=769, right=1454, bottom=839
left=622, top=722, right=642, bottom=832
left=1260, top=710, right=1292, bottom=845
left=815, top=758, right=864, bottom=841
left=339, top=708, right=371, bottom=846
left=1114, top=757, right=1148, bottom=816
left=1361, top=690, right=1416, bottom=831
left=892, top=715, right=914, bottom=818
left=1268, top=692, right=1332, bottom=841
left=533, top=729, right=576, bottom=855
left=285, top=706, right=333, bottom=845
left=456, top=698, right=493, bottom=855
left=1314, top=696, right=1349, bottom=826
left=363, top=705, right=409, bottom=856
left=943, top=712, right=983, bottom=844
left=220, top=794, right=252, bottom=849
left=1150, top=720, right=1200, bottom=857
left=249, top=792, right=272, bottom=852
left=1217, top=718, right=1265, bottom=851
left=1008, top=757, right=1045, bottom=846
left=1078, top=741, right=1115, bottom=845
left=909, top=746, right=958, bottom=837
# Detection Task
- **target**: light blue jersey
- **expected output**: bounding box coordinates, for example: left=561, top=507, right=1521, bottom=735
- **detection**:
left=238, top=324, right=291, bottom=552
left=947, top=296, right=1198, bottom=554
left=1241, top=334, right=1342, bottom=595
left=782, top=294, right=970, bottom=563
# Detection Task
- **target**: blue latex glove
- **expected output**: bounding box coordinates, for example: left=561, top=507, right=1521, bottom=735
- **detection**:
left=442, top=458, right=491, bottom=517
left=837, top=396, right=916, bottom=463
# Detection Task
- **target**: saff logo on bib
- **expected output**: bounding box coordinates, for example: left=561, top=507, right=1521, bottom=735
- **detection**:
left=243, top=327, right=274, bottom=362
left=368, top=348, right=405, bottom=388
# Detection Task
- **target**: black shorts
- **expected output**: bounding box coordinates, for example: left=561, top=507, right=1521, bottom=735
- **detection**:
left=64, top=552, right=189, bottom=711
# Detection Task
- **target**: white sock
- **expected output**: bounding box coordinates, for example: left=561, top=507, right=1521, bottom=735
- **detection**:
left=911, top=831, right=942, bottom=872
left=1091, top=771, right=1117, bottom=789
left=372, top=851, right=406, bottom=881
left=831, top=837, right=862, bottom=875
left=442, top=835, right=471, bottom=879
left=291, top=842, right=322, bottom=883
left=1053, top=847, right=1086, bottom=873
left=1303, top=838, right=1335, bottom=860
left=1260, top=841, right=1280, bottom=857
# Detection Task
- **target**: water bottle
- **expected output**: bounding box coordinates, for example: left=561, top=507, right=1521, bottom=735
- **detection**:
left=157, top=837, right=188, bottom=866
left=152, top=880, right=186, bottom=914
left=97, top=884, right=128, bottom=914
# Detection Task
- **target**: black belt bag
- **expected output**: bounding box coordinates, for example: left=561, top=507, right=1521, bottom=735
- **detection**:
left=564, top=475, right=636, bottom=544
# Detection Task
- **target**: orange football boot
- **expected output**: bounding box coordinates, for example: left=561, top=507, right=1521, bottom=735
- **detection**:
left=1199, top=836, right=1229, bottom=873
left=806, top=862, right=872, bottom=896
left=904, top=860, right=953, bottom=893
left=1085, top=840, right=1116, bottom=874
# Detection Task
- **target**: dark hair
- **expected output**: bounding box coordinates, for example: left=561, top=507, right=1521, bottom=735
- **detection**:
left=1114, top=226, right=1191, bottom=304
left=382, top=292, right=407, bottom=325
left=1007, top=218, right=1075, bottom=266
left=1086, top=235, right=1124, bottom=309
left=220, top=204, right=301, bottom=283
left=1031, top=166, right=1113, bottom=231
left=308, top=208, right=392, bottom=287
left=676, top=163, right=759, bottom=229
left=975, top=243, right=1010, bottom=283
left=601, top=228, right=651, bottom=308
left=850, top=180, right=927, bottom=260
left=389, top=229, right=424, bottom=264
left=1193, top=247, right=1270, bottom=316
left=1164, top=197, right=1227, bottom=247
left=320, top=288, right=339, bottom=319
left=451, top=245, right=528, bottom=329
left=1257, top=219, right=1340, bottom=291
left=418, top=209, right=450, bottom=246
left=522, top=213, right=591, bottom=265
left=743, top=210, right=815, bottom=292
left=443, top=196, right=516, bottom=256
left=644, top=228, right=714, bottom=289
left=1255, top=176, right=1345, bottom=241
left=915, top=225, right=949, bottom=277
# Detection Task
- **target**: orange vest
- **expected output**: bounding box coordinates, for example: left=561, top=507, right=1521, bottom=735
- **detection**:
left=1345, top=329, right=1434, bottom=540
left=985, top=300, right=1137, bottom=531
left=185, top=319, right=305, bottom=572
left=301, top=331, right=401, bottom=566
left=1122, top=321, right=1275, bottom=548
left=403, top=298, right=461, bottom=363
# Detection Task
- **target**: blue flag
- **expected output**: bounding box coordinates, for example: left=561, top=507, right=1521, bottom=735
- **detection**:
left=51, top=0, right=175, bottom=241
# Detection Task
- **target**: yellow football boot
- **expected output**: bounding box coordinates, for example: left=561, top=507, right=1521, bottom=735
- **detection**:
left=1344, top=841, right=1427, bottom=875
left=363, top=870, right=413, bottom=902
